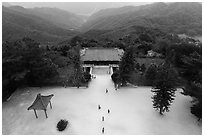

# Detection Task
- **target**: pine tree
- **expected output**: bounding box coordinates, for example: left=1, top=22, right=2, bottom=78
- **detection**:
left=2, top=38, right=58, bottom=100
left=184, top=82, right=202, bottom=120
left=181, top=51, right=202, bottom=120
left=151, top=64, right=177, bottom=115
left=111, top=70, right=120, bottom=89
left=71, top=45, right=84, bottom=88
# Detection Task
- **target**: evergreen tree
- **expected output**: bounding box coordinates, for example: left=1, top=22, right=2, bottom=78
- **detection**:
left=154, top=38, right=170, bottom=56
left=119, top=46, right=136, bottom=86
left=70, top=45, right=84, bottom=88
left=181, top=51, right=202, bottom=120
left=83, top=71, right=91, bottom=83
left=2, top=38, right=58, bottom=101
left=111, top=70, right=120, bottom=88
left=183, top=82, right=202, bottom=120
left=151, top=64, right=177, bottom=115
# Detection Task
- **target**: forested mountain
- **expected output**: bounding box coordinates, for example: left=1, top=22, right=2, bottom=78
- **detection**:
left=2, top=2, right=202, bottom=43
left=79, top=26, right=167, bottom=42
left=2, top=6, right=84, bottom=43
left=2, top=2, right=11, bottom=7
left=8, top=6, right=87, bottom=30
left=81, top=2, right=202, bottom=37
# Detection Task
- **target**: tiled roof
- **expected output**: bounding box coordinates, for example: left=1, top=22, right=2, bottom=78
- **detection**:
left=81, top=48, right=123, bottom=62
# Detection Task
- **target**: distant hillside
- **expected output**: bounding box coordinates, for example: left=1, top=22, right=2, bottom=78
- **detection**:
left=2, top=2, right=12, bottom=7
left=2, top=6, right=80, bottom=43
left=81, top=2, right=202, bottom=37
left=79, top=25, right=167, bottom=42
left=8, top=6, right=87, bottom=30
left=2, top=2, right=202, bottom=43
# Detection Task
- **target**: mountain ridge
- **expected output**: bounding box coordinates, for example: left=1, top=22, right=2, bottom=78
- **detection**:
left=7, top=5, right=87, bottom=30
left=81, top=2, right=202, bottom=37
left=2, top=2, right=202, bottom=43
left=2, top=6, right=80, bottom=43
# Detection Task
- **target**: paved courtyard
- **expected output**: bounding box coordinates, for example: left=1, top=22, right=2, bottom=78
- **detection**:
left=2, top=67, right=202, bottom=135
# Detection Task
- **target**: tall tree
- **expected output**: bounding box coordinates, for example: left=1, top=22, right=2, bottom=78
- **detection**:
left=70, top=45, right=84, bottom=88
left=111, top=70, right=120, bottom=89
left=2, top=38, right=58, bottom=101
left=154, top=38, right=170, bottom=56
left=151, top=64, right=177, bottom=115
left=119, top=46, right=136, bottom=86
left=181, top=51, right=202, bottom=120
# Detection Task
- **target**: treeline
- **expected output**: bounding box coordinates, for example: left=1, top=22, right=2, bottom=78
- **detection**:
left=2, top=37, right=91, bottom=102
left=3, top=38, right=57, bottom=101
left=62, top=26, right=196, bottom=59
left=111, top=38, right=202, bottom=120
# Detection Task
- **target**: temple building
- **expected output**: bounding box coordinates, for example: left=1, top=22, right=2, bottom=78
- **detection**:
left=80, top=48, right=124, bottom=74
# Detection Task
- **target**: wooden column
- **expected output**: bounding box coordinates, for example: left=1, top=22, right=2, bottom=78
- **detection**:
left=44, top=109, right=48, bottom=118
left=34, top=109, right=38, bottom=119
left=49, top=101, right=52, bottom=109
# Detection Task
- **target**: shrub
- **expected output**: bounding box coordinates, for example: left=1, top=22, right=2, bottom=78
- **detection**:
left=111, top=70, right=120, bottom=83
left=128, top=72, right=146, bottom=86
left=145, top=63, right=158, bottom=86
left=83, top=72, right=91, bottom=83
left=57, top=119, right=68, bottom=131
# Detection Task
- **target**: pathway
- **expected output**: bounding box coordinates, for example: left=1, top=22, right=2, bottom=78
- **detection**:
left=90, top=66, right=115, bottom=134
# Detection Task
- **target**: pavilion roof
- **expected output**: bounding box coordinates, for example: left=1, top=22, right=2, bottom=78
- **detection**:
left=28, top=94, right=54, bottom=110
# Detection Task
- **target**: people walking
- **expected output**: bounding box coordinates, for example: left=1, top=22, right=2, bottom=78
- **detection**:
left=102, top=127, right=104, bottom=134
left=102, top=116, right=104, bottom=121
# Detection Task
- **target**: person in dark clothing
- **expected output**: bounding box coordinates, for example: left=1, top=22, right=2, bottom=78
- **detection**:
left=102, top=116, right=104, bottom=121
left=108, top=109, right=110, bottom=114
left=98, top=105, right=101, bottom=110
left=106, top=89, right=108, bottom=93
left=102, top=127, right=104, bottom=134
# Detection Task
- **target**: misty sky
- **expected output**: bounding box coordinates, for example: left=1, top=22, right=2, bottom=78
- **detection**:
left=7, top=2, right=152, bottom=15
